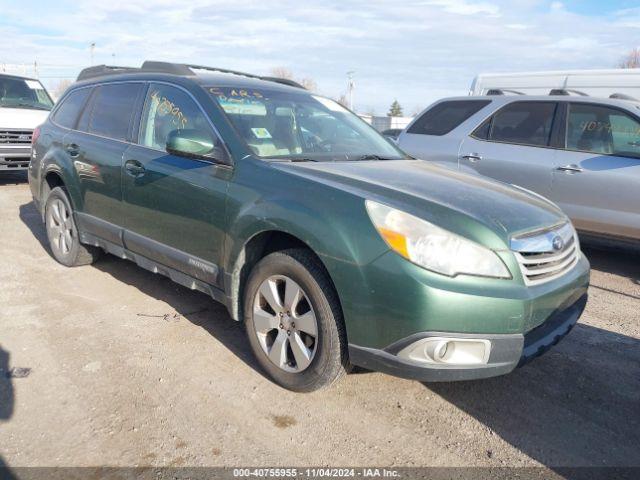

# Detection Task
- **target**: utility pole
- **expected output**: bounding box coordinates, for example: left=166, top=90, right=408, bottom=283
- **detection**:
left=347, top=71, right=355, bottom=111
left=90, top=42, right=96, bottom=65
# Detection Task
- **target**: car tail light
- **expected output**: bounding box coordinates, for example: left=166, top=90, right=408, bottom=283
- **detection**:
left=32, top=126, right=41, bottom=145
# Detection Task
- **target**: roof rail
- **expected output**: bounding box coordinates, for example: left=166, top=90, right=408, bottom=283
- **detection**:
left=183, top=64, right=305, bottom=89
left=140, top=61, right=194, bottom=76
left=549, top=88, right=588, bottom=96
left=486, top=88, right=524, bottom=96
left=77, top=61, right=306, bottom=89
left=260, top=76, right=306, bottom=89
left=610, top=92, right=638, bottom=101
left=77, top=65, right=138, bottom=81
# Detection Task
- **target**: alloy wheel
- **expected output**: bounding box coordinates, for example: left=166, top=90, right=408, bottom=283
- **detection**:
left=47, top=198, right=74, bottom=256
left=252, top=275, right=318, bottom=373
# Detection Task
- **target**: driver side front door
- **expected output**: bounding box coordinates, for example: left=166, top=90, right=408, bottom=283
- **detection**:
left=121, top=82, right=232, bottom=287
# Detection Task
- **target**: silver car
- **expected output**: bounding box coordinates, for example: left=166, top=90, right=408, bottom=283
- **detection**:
left=399, top=95, right=640, bottom=245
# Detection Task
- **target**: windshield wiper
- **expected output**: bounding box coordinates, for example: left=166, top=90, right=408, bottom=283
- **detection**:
left=356, top=154, right=396, bottom=161
left=288, top=157, right=318, bottom=162
left=2, top=103, right=50, bottom=111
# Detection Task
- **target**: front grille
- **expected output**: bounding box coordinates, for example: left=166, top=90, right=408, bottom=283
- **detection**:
left=511, top=222, right=580, bottom=286
left=1, top=157, right=29, bottom=164
left=0, top=129, right=33, bottom=145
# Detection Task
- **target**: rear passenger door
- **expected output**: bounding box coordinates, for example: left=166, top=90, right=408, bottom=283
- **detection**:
left=399, top=99, right=491, bottom=166
left=64, top=82, right=144, bottom=242
left=121, top=83, right=231, bottom=287
left=458, top=101, right=560, bottom=198
left=551, top=102, right=640, bottom=239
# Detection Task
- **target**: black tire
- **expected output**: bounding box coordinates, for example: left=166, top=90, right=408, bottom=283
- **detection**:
left=44, top=186, right=101, bottom=267
left=244, top=249, right=347, bottom=392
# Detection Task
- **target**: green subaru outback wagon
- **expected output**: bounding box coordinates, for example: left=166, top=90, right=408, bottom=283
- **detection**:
left=29, top=61, right=590, bottom=391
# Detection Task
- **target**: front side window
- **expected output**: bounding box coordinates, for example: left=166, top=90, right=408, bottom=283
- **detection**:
left=567, top=103, right=640, bottom=158
left=488, top=102, right=557, bottom=147
left=208, top=86, right=405, bottom=161
left=139, top=83, right=219, bottom=152
left=53, top=88, right=91, bottom=129
left=86, top=83, right=143, bottom=141
left=407, top=100, right=490, bottom=136
left=0, top=76, right=53, bottom=111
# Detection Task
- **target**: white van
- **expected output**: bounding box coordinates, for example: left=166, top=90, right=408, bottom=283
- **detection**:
left=470, top=69, right=640, bottom=100
left=0, top=73, right=53, bottom=173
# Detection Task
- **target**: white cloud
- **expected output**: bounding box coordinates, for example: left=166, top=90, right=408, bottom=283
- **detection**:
left=0, top=0, right=636, bottom=113
left=422, top=0, right=501, bottom=16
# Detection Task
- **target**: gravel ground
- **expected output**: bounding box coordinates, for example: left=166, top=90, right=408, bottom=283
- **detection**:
left=0, top=172, right=638, bottom=473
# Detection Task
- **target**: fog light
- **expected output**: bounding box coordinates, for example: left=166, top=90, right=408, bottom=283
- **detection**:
left=398, top=337, right=491, bottom=365
left=425, top=340, right=450, bottom=362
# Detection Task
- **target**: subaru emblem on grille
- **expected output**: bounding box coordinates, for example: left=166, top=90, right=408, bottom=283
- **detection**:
left=552, top=235, right=564, bottom=251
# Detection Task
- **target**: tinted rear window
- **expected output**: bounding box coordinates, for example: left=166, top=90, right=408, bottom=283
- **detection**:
left=85, top=83, right=143, bottom=141
left=407, top=100, right=491, bottom=136
left=489, top=102, right=557, bottom=147
left=53, top=88, right=91, bottom=129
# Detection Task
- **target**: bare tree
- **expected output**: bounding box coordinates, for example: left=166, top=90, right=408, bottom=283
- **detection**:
left=335, top=94, right=349, bottom=108
left=51, top=79, right=73, bottom=99
left=269, top=66, right=294, bottom=80
left=299, top=77, right=317, bottom=92
left=619, top=48, right=640, bottom=68
left=269, top=66, right=317, bottom=92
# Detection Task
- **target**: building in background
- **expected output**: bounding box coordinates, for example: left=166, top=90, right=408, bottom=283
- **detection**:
left=359, top=114, right=413, bottom=132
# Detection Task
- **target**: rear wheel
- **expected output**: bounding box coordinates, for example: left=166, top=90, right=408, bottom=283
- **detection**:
left=244, top=249, right=347, bottom=392
left=45, top=187, right=101, bottom=267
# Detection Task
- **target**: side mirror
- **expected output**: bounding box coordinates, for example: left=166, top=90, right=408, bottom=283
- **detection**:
left=166, top=129, right=229, bottom=165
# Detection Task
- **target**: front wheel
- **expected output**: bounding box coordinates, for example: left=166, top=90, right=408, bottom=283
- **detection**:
left=244, top=249, right=347, bottom=392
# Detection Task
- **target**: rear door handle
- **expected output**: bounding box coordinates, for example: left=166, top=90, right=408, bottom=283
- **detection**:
left=124, top=159, right=146, bottom=176
left=65, top=143, right=80, bottom=158
left=555, top=164, right=583, bottom=173
left=461, top=153, right=482, bottom=163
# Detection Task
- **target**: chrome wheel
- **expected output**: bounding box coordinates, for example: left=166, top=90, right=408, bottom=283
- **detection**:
left=47, top=198, right=74, bottom=256
left=252, top=275, right=318, bottom=373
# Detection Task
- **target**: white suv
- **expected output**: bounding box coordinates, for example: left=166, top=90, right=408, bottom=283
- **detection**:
left=0, top=73, right=53, bottom=173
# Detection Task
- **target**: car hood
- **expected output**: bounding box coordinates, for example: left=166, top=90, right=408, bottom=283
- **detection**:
left=0, top=107, right=50, bottom=129
left=274, top=159, right=567, bottom=249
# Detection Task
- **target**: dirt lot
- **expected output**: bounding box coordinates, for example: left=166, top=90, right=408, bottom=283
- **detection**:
left=1, top=171, right=639, bottom=473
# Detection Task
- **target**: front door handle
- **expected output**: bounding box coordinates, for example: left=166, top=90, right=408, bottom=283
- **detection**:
left=124, top=160, right=146, bottom=176
left=65, top=143, right=80, bottom=158
left=461, top=153, right=482, bottom=163
left=555, top=164, right=583, bottom=173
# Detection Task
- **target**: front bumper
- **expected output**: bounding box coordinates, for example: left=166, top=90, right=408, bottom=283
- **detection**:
left=348, top=293, right=587, bottom=382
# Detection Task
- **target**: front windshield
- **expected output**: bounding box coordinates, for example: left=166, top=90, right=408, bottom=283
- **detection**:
left=208, top=86, right=406, bottom=161
left=0, top=77, right=54, bottom=110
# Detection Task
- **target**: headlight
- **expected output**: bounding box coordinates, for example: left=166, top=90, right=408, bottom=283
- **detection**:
left=365, top=200, right=511, bottom=279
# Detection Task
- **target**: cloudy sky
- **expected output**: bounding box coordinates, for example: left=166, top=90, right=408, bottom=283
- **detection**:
left=1, top=0, right=639, bottom=114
